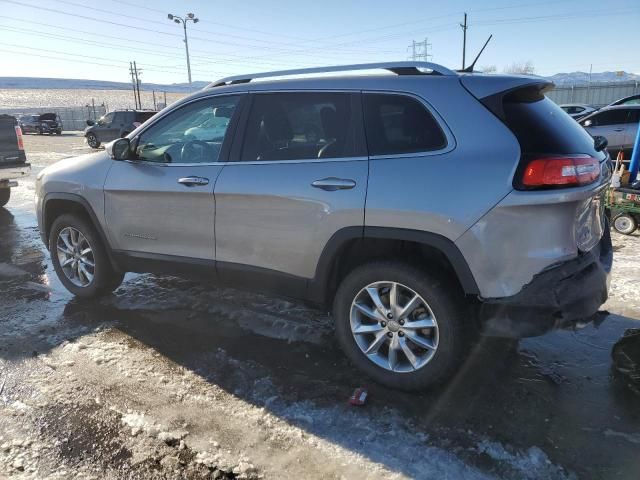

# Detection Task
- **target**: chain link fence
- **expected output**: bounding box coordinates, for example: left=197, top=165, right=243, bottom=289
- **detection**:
left=547, top=81, right=640, bottom=107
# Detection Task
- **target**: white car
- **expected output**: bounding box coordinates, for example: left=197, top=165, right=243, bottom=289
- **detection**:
left=560, top=103, right=597, bottom=120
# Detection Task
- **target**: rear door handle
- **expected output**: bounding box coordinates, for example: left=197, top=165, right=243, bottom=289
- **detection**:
left=613, top=128, right=625, bottom=132
left=311, top=177, right=356, bottom=191
left=178, top=176, right=209, bottom=187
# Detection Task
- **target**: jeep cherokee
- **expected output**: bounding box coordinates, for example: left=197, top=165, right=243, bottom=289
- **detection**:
left=35, top=62, right=612, bottom=390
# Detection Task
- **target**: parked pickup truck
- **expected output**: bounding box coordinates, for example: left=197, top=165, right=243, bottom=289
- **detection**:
left=0, top=114, right=30, bottom=207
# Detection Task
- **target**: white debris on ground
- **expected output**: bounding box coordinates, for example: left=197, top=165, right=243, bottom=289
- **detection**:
left=0, top=326, right=576, bottom=479
left=606, top=232, right=640, bottom=316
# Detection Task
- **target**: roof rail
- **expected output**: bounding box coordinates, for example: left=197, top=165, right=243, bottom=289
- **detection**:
left=207, top=61, right=456, bottom=88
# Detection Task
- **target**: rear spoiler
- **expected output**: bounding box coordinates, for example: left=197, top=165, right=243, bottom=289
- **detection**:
left=460, top=75, right=554, bottom=121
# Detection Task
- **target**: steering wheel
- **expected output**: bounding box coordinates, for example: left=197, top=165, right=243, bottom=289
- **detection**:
left=181, top=140, right=214, bottom=163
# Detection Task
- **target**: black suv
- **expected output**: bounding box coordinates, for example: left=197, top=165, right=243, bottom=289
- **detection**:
left=85, top=110, right=157, bottom=148
left=0, top=114, right=29, bottom=207
left=19, top=113, right=62, bottom=135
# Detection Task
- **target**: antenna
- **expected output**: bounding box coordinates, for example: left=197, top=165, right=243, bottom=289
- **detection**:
left=461, top=35, right=493, bottom=73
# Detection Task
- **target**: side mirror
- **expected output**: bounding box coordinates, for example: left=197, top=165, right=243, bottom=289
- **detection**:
left=108, top=138, right=132, bottom=161
left=593, top=135, right=608, bottom=152
left=86, top=119, right=95, bottom=126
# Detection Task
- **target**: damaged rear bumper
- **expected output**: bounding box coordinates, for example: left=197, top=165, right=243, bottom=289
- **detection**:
left=478, top=224, right=612, bottom=338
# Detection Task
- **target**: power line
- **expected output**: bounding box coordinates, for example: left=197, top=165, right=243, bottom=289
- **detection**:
left=0, top=16, right=333, bottom=69
left=53, top=0, right=400, bottom=56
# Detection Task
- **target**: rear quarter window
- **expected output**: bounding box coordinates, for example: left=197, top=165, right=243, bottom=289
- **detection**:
left=503, top=91, right=604, bottom=159
left=363, top=94, right=447, bottom=156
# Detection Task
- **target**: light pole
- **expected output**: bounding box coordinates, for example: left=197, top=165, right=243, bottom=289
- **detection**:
left=168, top=12, right=199, bottom=89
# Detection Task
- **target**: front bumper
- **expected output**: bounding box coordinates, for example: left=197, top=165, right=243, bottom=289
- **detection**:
left=0, top=163, right=31, bottom=183
left=478, top=223, right=612, bottom=338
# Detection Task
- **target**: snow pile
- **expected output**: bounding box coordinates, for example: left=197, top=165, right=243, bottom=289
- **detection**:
left=477, top=440, right=576, bottom=480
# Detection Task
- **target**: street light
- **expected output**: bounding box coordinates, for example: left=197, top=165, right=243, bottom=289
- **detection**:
left=167, top=12, right=199, bottom=89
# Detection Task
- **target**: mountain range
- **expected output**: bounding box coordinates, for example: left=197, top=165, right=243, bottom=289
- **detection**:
left=0, top=71, right=638, bottom=92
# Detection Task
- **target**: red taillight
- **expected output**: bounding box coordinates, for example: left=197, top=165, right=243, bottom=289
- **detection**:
left=14, top=126, right=24, bottom=151
left=521, top=155, right=599, bottom=188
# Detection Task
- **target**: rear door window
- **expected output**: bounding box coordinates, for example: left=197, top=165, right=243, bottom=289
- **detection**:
left=240, top=92, right=357, bottom=161
left=363, top=94, right=447, bottom=156
left=583, top=109, right=630, bottom=127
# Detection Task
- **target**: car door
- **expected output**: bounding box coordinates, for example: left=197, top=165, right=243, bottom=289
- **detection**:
left=214, top=91, right=367, bottom=290
left=103, top=94, right=243, bottom=262
left=581, top=109, right=629, bottom=150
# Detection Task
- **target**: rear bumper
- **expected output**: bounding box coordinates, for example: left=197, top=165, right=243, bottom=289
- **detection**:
left=478, top=223, right=612, bottom=338
left=0, top=163, right=31, bottom=183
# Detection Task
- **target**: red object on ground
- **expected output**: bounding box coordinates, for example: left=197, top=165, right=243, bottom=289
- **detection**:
left=349, top=388, right=368, bottom=406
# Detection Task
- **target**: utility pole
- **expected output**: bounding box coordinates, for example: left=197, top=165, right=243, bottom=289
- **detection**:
left=587, top=63, right=593, bottom=105
left=134, top=61, right=142, bottom=109
left=168, top=13, right=199, bottom=90
left=129, top=62, right=139, bottom=109
left=152, top=90, right=157, bottom=110
left=460, top=12, right=468, bottom=70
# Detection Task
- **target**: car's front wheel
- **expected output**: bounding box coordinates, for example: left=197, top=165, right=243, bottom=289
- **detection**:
left=86, top=133, right=100, bottom=149
left=49, top=214, right=123, bottom=297
left=333, top=261, right=470, bottom=391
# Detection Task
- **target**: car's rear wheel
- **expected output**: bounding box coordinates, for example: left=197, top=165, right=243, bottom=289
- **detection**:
left=613, top=213, right=637, bottom=235
left=86, top=133, right=100, bottom=149
left=49, top=214, right=123, bottom=298
left=0, top=188, right=10, bottom=207
left=333, top=261, right=469, bottom=391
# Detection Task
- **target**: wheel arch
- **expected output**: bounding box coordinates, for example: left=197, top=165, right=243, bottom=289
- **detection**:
left=43, top=193, right=119, bottom=269
left=309, top=226, right=480, bottom=309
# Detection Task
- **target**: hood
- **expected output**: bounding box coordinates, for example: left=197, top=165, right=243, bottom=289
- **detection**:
left=39, top=150, right=110, bottom=184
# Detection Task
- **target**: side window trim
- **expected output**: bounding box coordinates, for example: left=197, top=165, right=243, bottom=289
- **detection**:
left=229, top=90, right=368, bottom=164
left=128, top=93, right=248, bottom=166
left=362, top=90, right=455, bottom=159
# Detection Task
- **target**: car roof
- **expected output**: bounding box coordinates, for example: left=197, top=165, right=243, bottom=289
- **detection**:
left=598, top=104, right=640, bottom=111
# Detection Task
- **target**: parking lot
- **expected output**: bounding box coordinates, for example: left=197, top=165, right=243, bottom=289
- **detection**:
left=1, top=132, right=640, bottom=479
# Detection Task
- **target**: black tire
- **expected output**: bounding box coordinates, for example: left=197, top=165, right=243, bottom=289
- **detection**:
left=56, top=130, right=62, bottom=135
left=86, top=133, right=100, bottom=149
left=49, top=213, right=123, bottom=298
left=333, top=261, right=470, bottom=391
left=0, top=188, right=10, bottom=208
left=613, top=213, right=637, bottom=235
left=37, top=127, right=43, bottom=135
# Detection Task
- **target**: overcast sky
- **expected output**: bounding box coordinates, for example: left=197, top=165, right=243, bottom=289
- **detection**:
left=0, top=0, right=638, bottom=85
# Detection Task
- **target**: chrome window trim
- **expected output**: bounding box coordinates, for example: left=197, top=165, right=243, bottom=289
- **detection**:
left=362, top=89, right=456, bottom=160
left=121, top=160, right=227, bottom=167
left=226, top=156, right=368, bottom=166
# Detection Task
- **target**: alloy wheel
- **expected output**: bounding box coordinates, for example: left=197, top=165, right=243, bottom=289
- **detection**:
left=56, top=226, right=95, bottom=287
left=350, top=281, right=439, bottom=373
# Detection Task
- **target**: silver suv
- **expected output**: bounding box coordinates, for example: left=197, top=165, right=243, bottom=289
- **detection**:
left=35, top=62, right=613, bottom=390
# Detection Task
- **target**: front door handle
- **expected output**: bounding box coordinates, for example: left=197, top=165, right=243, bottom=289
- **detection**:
left=613, top=128, right=625, bottom=132
left=178, top=176, right=209, bottom=187
left=311, top=177, right=356, bottom=191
